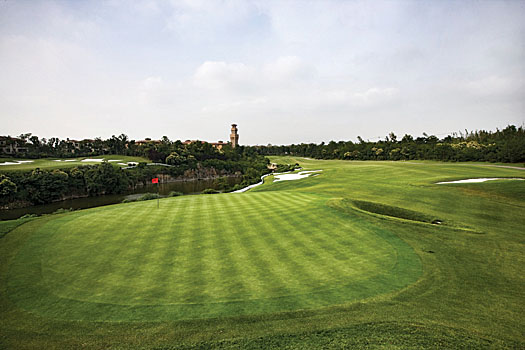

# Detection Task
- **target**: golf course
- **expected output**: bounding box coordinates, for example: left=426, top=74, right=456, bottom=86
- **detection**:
left=1, top=157, right=524, bottom=349
left=0, top=155, right=150, bottom=171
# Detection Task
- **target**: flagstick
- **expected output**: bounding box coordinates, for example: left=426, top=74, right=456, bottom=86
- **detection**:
left=157, top=180, right=160, bottom=209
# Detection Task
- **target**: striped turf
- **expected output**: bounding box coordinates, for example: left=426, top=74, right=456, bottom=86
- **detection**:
left=7, top=191, right=421, bottom=321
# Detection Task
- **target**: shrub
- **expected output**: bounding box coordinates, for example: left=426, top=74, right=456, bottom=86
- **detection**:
left=53, top=208, right=74, bottom=214
left=168, top=191, right=183, bottom=197
left=202, top=188, right=220, bottom=194
left=138, top=193, right=160, bottom=201
left=231, top=184, right=243, bottom=191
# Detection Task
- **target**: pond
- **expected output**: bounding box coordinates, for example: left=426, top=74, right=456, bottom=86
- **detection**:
left=0, top=177, right=242, bottom=221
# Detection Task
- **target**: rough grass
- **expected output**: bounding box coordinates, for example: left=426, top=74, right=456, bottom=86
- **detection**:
left=1, top=158, right=524, bottom=349
left=170, top=322, right=514, bottom=350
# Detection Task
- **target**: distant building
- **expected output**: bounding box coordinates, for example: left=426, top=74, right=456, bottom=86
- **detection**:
left=211, top=140, right=226, bottom=149
left=182, top=124, right=239, bottom=150
left=135, top=138, right=162, bottom=146
left=268, top=163, right=278, bottom=170
left=230, top=124, right=239, bottom=148
left=65, top=138, right=81, bottom=153
left=0, top=136, right=29, bottom=155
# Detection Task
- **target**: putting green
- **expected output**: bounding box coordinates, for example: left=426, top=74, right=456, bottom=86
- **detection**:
left=7, top=191, right=421, bottom=321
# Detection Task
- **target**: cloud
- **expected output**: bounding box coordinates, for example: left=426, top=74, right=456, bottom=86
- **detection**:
left=462, top=76, right=524, bottom=97
left=193, top=61, right=256, bottom=90
left=192, top=56, right=316, bottom=92
left=1, top=0, right=523, bottom=144
left=164, top=0, right=261, bottom=39
left=264, top=56, right=316, bottom=83
left=201, top=97, right=267, bottom=113
left=139, top=76, right=169, bottom=106
left=320, top=87, right=399, bottom=108
left=188, top=57, right=399, bottom=119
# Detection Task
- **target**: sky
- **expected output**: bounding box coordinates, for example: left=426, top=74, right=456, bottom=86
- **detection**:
left=1, top=0, right=524, bottom=145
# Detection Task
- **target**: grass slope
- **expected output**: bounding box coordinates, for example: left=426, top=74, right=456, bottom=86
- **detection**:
left=0, top=217, right=35, bottom=239
left=1, top=158, right=524, bottom=349
left=0, top=155, right=149, bottom=171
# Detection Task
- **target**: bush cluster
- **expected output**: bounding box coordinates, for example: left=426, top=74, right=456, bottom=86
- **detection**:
left=1, top=144, right=270, bottom=206
left=250, top=125, right=525, bottom=163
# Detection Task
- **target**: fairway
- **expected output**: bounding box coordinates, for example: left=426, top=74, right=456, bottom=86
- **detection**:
left=0, top=155, right=149, bottom=171
left=7, top=191, right=420, bottom=321
left=1, top=158, right=524, bottom=349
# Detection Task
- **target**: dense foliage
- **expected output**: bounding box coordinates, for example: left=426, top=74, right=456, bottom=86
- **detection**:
left=249, top=125, right=525, bottom=163
left=0, top=141, right=269, bottom=207
left=4, top=125, right=523, bottom=207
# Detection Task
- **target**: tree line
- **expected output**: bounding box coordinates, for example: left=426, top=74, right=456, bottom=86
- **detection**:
left=247, top=125, right=525, bottom=163
left=2, top=125, right=523, bottom=208
left=1, top=141, right=269, bottom=207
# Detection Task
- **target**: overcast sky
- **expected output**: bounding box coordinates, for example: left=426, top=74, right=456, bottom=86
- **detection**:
left=1, top=0, right=524, bottom=145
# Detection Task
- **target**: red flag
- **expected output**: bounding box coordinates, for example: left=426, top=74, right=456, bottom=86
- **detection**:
left=151, top=178, right=159, bottom=184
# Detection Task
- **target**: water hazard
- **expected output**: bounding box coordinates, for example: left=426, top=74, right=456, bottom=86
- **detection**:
left=0, top=177, right=241, bottom=221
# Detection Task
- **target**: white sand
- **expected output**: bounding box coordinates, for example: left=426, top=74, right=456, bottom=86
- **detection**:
left=53, top=159, right=78, bottom=162
left=81, top=158, right=104, bottom=162
left=437, top=178, right=524, bottom=184
left=273, top=170, right=322, bottom=182
left=234, top=169, right=323, bottom=193
left=0, top=160, right=34, bottom=166
left=233, top=174, right=272, bottom=193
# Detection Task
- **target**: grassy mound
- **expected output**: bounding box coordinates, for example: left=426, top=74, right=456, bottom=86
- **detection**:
left=351, top=199, right=440, bottom=224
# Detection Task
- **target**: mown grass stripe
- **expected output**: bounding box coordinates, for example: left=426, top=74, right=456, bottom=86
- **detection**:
left=202, top=196, right=246, bottom=301
left=249, top=193, right=346, bottom=289
left=6, top=186, right=423, bottom=321
left=223, top=196, right=282, bottom=298
left=223, top=193, right=297, bottom=297
left=239, top=193, right=322, bottom=295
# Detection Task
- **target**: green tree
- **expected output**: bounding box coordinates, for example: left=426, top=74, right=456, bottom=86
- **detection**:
left=0, top=174, right=17, bottom=199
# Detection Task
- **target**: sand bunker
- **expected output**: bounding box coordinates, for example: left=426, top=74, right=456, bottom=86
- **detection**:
left=273, top=170, right=322, bottom=182
left=223, top=169, right=324, bottom=193
left=233, top=174, right=272, bottom=193
left=53, top=159, right=78, bottom=162
left=437, top=178, right=524, bottom=184
left=0, top=160, right=34, bottom=166
left=81, top=159, right=104, bottom=162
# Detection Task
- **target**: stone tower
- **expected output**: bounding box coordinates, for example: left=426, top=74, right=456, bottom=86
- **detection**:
left=230, top=124, right=239, bottom=148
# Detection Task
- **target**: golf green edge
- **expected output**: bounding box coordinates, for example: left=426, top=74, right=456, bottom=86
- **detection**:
left=6, top=192, right=422, bottom=322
